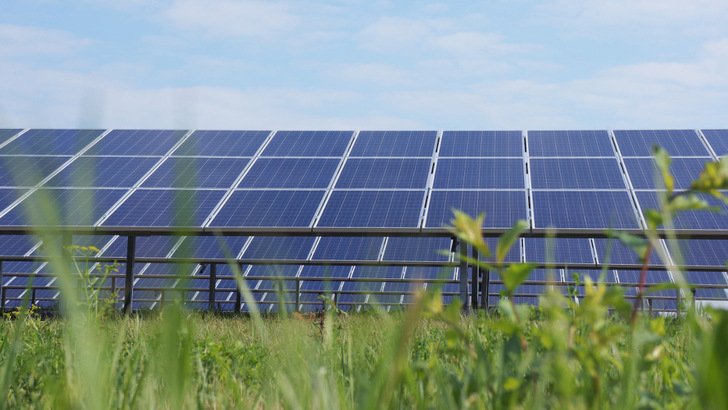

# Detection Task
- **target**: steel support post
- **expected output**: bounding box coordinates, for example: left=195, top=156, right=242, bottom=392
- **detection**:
left=124, top=236, right=136, bottom=314
left=482, top=269, right=490, bottom=309
left=0, top=260, right=3, bottom=313
left=208, top=264, right=216, bottom=312
left=459, top=239, right=468, bottom=307
left=295, top=279, right=300, bottom=313
left=471, top=247, right=478, bottom=309
left=235, top=264, right=242, bottom=314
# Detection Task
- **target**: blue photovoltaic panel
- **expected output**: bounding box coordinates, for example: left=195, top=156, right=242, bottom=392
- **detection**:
left=0, top=129, right=104, bottom=155
left=483, top=237, right=522, bottom=263
left=242, top=236, right=316, bottom=260
left=102, top=189, right=224, bottom=227
left=312, top=237, right=385, bottom=261
left=617, top=270, right=676, bottom=309
left=433, top=158, right=524, bottom=189
left=614, top=129, right=709, bottom=157
left=350, top=131, right=437, bottom=157
left=382, top=237, right=452, bottom=262
left=528, top=130, right=614, bottom=157
left=525, top=238, right=595, bottom=264
left=210, top=190, right=325, bottom=228
left=0, top=188, right=124, bottom=227
left=46, top=156, right=157, bottom=188
left=701, top=129, right=728, bottom=156
left=238, top=158, right=339, bottom=189
left=0, top=156, right=71, bottom=187
left=673, top=240, right=728, bottom=267
left=171, top=235, right=249, bottom=260
left=317, top=190, right=424, bottom=228
left=685, top=271, right=728, bottom=299
left=32, top=235, right=115, bottom=257
left=142, top=157, right=249, bottom=188
left=87, top=129, right=188, bottom=156
left=336, top=158, right=431, bottom=189
left=440, top=131, right=522, bottom=157
left=532, top=191, right=639, bottom=230
left=426, top=190, right=527, bottom=229
left=529, top=158, right=626, bottom=189
left=624, top=157, right=710, bottom=190
left=262, top=131, right=353, bottom=157
left=636, top=191, right=728, bottom=230
left=0, top=234, right=39, bottom=256
left=593, top=238, right=661, bottom=267
left=0, top=129, right=22, bottom=142
left=174, top=130, right=270, bottom=156
left=344, top=266, right=404, bottom=304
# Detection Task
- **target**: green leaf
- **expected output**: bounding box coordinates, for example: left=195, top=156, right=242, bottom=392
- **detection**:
left=644, top=209, right=663, bottom=230
left=607, top=230, right=649, bottom=262
left=496, top=220, right=528, bottom=264
left=653, top=146, right=674, bottom=192
left=446, top=210, right=492, bottom=258
left=669, top=194, right=714, bottom=213
left=501, top=263, right=537, bottom=295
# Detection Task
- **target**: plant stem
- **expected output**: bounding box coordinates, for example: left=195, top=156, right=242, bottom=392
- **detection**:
left=631, top=242, right=653, bottom=325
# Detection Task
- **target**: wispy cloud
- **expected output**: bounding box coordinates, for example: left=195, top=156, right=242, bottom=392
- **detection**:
left=0, top=24, right=92, bottom=58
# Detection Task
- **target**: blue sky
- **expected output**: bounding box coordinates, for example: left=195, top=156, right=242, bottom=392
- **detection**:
left=1, top=0, right=727, bottom=130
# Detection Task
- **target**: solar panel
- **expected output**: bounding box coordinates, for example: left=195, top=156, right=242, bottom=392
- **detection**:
left=623, top=157, right=710, bottom=190
left=0, top=129, right=22, bottom=143
left=173, top=130, right=270, bottom=156
left=524, top=238, right=595, bottom=264
left=433, top=158, right=524, bottom=189
left=45, top=156, right=158, bottom=188
left=684, top=271, right=728, bottom=299
left=242, top=236, right=316, bottom=260
left=0, top=156, right=71, bottom=187
left=425, top=190, right=527, bottom=229
left=670, top=240, right=728, bottom=267
left=439, top=131, right=522, bottom=157
left=312, top=236, right=384, bottom=261
left=532, top=191, right=639, bottom=230
left=382, top=237, right=452, bottom=262
left=238, top=158, right=339, bottom=189
left=483, top=237, right=522, bottom=263
left=701, top=129, right=728, bottom=157
left=86, top=130, right=187, bottom=156
left=614, top=130, right=709, bottom=157
left=262, top=131, right=353, bottom=157
left=210, top=190, right=325, bottom=228
left=528, top=130, right=614, bottom=157
left=102, top=189, right=225, bottom=227
left=336, top=158, right=431, bottom=189
left=350, top=131, right=437, bottom=157
left=0, top=188, right=125, bottom=227
left=0, top=234, right=39, bottom=256
left=635, top=191, right=728, bottom=231
left=0, top=129, right=104, bottom=155
left=317, top=190, right=424, bottom=228
left=592, top=238, right=663, bottom=267
left=142, top=157, right=250, bottom=189
left=171, top=235, right=249, bottom=260
left=616, top=270, right=676, bottom=309
left=529, top=158, right=626, bottom=189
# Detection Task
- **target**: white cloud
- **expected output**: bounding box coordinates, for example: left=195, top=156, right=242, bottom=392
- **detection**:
left=162, top=0, right=299, bottom=39
left=0, top=24, right=92, bottom=58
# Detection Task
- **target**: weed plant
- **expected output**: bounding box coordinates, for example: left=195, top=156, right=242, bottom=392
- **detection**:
left=1, top=147, right=728, bottom=408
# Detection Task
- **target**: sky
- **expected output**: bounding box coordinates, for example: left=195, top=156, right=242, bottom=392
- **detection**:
left=1, top=0, right=728, bottom=130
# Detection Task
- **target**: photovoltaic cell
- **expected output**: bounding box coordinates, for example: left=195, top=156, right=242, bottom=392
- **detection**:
left=684, top=271, right=728, bottom=299
left=624, top=157, right=710, bottom=190
left=0, top=188, right=125, bottom=227
left=672, top=240, right=728, bottom=267
left=350, top=131, right=437, bottom=157
left=524, top=238, right=595, bottom=264
left=529, top=158, right=625, bottom=189
left=636, top=191, right=728, bottom=230
left=238, top=158, right=339, bottom=189
left=426, top=190, right=527, bottom=229
left=617, top=270, right=676, bottom=308
left=142, top=157, right=250, bottom=188
left=614, top=130, right=709, bottom=157
left=433, top=158, right=524, bottom=189
left=262, top=131, right=353, bottom=157
left=382, top=237, right=452, bottom=262
left=46, top=156, right=158, bottom=188
left=87, top=129, right=188, bottom=156
left=102, top=189, right=225, bottom=227
left=0, top=234, right=39, bottom=256
left=210, top=190, right=325, bottom=228
left=593, top=238, right=661, bottom=267
left=440, top=131, right=522, bottom=157
left=317, top=190, right=424, bottom=228
left=532, top=191, right=639, bottom=230
left=171, top=235, right=249, bottom=260
left=528, top=130, right=614, bottom=157
left=312, top=236, right=385, bottom=261
left=0, top=129, right=104, bottom=155
left=174, top=130, right=270, bottom=156
left=0, top=129, right=22, bottom=143
left=483, top=237, right=522, bottom=263
left=336, top=158, right=431, bottom=189
left=242, top=236, right=316, bottom=260
left=0, top=156, right=71, bottom=187
left=701, top=129, right=728, bottom=157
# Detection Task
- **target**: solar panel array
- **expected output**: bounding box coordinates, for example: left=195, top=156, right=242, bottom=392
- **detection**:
left=0, top=128, right=727, bottom=311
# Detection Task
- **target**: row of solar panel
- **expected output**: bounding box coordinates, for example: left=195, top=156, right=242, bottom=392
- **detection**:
left=0, top=129, right=727, bottom=158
